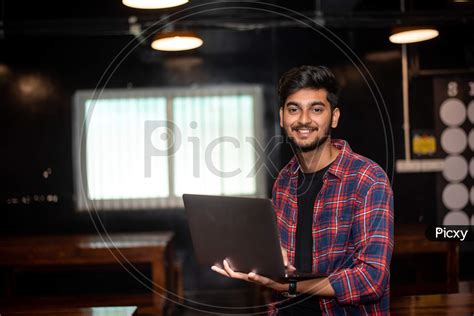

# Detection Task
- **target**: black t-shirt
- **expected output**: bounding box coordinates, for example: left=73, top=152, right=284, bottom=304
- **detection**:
left=277, top=163, right=331, bottom=316
left=295, top=163, right=331, bottom=272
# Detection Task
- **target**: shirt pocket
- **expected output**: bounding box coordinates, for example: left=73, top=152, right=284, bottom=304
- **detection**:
left=335, top=203, right=355, bottom=245
left=316, top=197, right=358, bottom=271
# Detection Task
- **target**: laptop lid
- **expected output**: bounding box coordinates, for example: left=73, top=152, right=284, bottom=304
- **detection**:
left=183, top=194, right=286, bottom=278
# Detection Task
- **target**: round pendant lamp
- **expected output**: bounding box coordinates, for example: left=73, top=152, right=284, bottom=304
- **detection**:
left=151, top=31, right=203, bottom=51
left=389, top=27, right=439, bottom=44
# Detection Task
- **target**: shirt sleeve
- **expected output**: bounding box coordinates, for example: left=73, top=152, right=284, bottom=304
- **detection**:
left=328, top=168, right=394, bottom=306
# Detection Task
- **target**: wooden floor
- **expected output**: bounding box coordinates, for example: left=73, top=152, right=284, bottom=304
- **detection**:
left=391, top=293, right=474, bottom=315
left=0, top=294, right=150, bottom=315
left=4, top=306, right=137, bottom=316
left=178, top=292, right=474, bottom=315
left=0, top=290, right=258, bottom=315
left=2, top=283, right=474, bottom=315
left=1, top=292, right=474, bottom=315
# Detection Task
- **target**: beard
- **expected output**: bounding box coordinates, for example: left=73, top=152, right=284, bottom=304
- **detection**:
left=284, top=123, right=332, bottom=153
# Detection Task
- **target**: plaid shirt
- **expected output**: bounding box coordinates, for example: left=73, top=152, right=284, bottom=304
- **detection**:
left=271, top=139, right=394, bottom=315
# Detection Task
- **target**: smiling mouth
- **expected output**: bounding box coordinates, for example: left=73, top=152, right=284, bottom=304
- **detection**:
left=292, top=127, right=317, bottom=136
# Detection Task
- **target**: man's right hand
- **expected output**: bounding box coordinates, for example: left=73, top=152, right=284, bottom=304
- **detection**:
left=281, top=247, right=296, bottom=271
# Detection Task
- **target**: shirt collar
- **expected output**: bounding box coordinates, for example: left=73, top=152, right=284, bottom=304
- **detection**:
left=283, top=139, right=352, bottom=180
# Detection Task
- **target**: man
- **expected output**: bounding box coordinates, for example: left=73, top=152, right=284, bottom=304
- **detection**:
left=211, top=65, right=394, bottom=315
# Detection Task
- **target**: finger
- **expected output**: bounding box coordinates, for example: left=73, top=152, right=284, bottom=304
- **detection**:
left=287, top=264, right=296, bottom=272
left=211, top=265, right=230, bottom=277
left=222, top=259, right=234, bottom=275
left=223, top=260, right=248, bottom=280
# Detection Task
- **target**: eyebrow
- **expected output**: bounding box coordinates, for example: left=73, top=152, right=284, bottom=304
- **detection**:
left=285, top=100, right=326, bottom=107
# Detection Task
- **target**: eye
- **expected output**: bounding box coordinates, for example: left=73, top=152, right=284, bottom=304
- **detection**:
left=313, top=107, right=323, bottom=113
left=288, top=107, right=298, bottom=113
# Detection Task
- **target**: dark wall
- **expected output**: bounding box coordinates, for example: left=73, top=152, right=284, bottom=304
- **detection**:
left=1, top=24, right=473, bottom=290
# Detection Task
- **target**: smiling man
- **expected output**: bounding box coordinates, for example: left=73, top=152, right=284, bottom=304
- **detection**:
left=212, top=65, right=394, bottom=315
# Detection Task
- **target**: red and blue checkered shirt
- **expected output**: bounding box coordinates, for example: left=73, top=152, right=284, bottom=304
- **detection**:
left=271, top=139, right=394, bottom=315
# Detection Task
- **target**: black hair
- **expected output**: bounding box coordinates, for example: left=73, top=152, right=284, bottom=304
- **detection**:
left=278, top=65, right=340, bottom=109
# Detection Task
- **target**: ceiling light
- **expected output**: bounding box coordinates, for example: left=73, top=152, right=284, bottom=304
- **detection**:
left=122, top=0, right=188, bottom=9
left=151, top=31, right=203, bottom=51
left=389, top=27, right=439, bottom=44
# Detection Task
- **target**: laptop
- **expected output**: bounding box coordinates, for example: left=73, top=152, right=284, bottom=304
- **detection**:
left=183, top=194, right=327, bottom=281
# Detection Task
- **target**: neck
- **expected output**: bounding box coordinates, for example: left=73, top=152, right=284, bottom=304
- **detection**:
left=296, top=138, right=340, bottom=173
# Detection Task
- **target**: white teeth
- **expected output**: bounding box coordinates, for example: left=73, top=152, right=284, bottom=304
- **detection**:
left=296, top=129, right=312, bottom=135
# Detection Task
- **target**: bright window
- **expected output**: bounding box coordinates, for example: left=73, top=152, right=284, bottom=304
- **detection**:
left=73, top=86, right=265, bottom=211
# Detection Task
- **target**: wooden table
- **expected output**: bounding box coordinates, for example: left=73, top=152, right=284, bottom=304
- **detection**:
left=393, top=224, right=459, bottom=295
left=0, top=232, right=175, bottom=314
left=391, top=293, right=474, bottom=315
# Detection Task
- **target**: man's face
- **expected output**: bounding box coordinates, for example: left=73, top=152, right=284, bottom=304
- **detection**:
left=279, top=88, right=340, bottom=152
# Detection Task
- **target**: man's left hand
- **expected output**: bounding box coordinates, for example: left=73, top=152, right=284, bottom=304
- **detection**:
left=211, top=259, right=287, bottom=292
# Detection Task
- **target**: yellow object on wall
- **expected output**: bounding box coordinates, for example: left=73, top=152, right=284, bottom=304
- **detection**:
left=412, top=134, right=437, bottom=156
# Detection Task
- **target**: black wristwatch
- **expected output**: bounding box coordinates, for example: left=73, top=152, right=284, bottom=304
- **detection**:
left=282, top=279, right=297, bottom=298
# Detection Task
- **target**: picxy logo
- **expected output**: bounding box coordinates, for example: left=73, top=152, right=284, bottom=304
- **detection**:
left=426, top=225, right=473, bottom=242
left=435, top=227, right=468, bottom=241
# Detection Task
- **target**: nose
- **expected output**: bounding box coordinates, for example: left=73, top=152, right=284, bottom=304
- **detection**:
left=298, top=109, right=311, bottom=125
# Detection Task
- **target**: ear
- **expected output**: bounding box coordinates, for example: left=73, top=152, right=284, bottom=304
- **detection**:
left=331, top=107, right=340, bottom=128
left=279, top=107, right=283, bottom=128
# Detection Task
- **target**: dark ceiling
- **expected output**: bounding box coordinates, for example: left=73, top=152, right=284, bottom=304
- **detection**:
left=1, top=0, right=473, bottom=39
left=2, top=0, right=473, bottom=20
